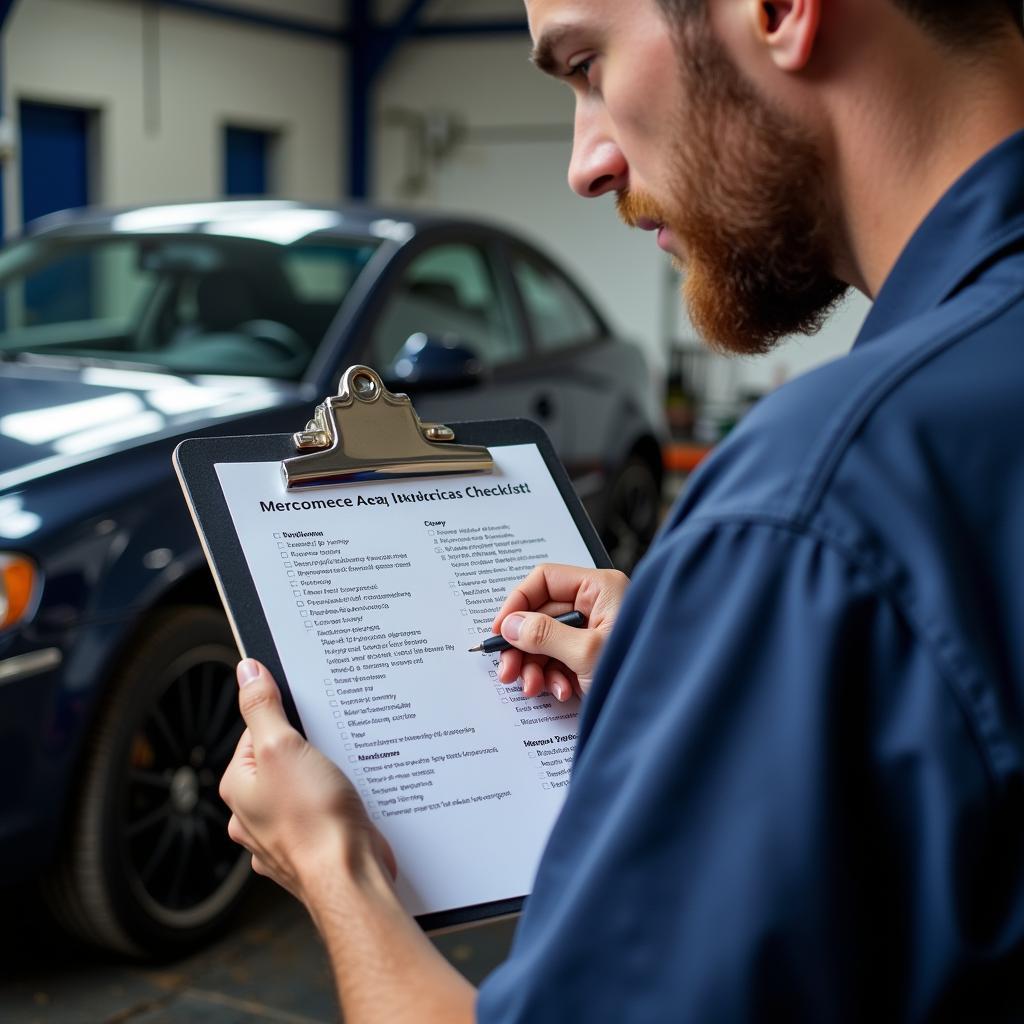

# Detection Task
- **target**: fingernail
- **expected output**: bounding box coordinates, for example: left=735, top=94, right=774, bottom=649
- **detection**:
left=556, top=683, right=570, bottom=702
left=502, top=614, right=524, bottom=642
left=237, top=659, right=260, bottom=687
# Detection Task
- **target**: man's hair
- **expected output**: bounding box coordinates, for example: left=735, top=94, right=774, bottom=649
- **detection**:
left=655, top=1, right=1024, bottom=46
left=893, top=0, right=1024, bottom=42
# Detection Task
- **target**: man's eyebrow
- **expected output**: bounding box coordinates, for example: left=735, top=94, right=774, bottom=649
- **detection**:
left=530, top=26, right=574, bottom=76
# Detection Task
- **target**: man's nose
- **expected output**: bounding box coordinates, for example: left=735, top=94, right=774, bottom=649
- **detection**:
left=568, top=110, right=628, bottom=198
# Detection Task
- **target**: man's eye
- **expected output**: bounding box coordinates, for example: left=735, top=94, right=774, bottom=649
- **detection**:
left=566, top=57, right=594, bottom=81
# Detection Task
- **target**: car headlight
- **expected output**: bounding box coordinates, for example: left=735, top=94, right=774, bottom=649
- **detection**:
left=0, top=553, right=39, bottom=631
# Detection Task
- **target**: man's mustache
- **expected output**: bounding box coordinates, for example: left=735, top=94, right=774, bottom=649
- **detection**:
left=616, top=188, right=671, bottom=229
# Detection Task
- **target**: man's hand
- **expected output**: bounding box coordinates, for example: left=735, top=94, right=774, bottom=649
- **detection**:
left=220, top=659, right=396, bottom=905
left=220, top=660, right=474, bottom=1024
left=492, top=563, right=629, bottom=701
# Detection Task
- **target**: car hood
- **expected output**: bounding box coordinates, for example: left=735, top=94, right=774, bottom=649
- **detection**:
left=0, top=361, right=294, bottom=492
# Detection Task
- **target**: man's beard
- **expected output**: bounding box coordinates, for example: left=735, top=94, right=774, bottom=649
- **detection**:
left=618, top=19, right=848, bottom=356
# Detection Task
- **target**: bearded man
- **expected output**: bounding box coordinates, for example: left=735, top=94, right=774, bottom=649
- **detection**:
left=220, top=1, right=1024, bottom=1020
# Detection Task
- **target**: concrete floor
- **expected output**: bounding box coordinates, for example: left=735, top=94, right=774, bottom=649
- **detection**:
left=0, top=881, right=517, bottom=1023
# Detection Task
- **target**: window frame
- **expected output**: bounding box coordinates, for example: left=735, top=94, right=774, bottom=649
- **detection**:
left=353, top=228, right=534, bottom=377
left=502, top=240, right=612, bottom=361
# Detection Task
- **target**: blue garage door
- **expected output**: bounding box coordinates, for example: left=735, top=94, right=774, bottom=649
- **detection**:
left=20, top=101, right=91, bottom=225
left=19, top=101, right=94, bottom=323
left=224, top=126, right=272, bottom=196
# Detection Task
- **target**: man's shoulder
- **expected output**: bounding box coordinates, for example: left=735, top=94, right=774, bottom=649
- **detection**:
left=675, top=281, right=1024, bottom=539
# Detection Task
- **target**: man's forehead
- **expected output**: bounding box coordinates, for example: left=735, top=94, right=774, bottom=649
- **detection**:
left=525, top=0, right=614, bottom=38
left=525, top=0, right=620, bottom=69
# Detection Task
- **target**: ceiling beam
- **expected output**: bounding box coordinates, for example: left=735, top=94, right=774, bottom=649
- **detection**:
left=155, top=0, right=348, bottom=43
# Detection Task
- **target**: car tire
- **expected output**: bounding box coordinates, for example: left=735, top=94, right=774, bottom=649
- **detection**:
left=600, top=455, right=662, bottom=575
left=42, top=606, right=252, bottom=957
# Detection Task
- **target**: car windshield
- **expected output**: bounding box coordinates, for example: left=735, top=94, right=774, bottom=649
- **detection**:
left=0, top=230, right=380, bottom=378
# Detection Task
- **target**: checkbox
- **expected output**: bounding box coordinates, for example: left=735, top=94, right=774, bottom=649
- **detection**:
left=296, top=601, right=305, bottom=607
left=345, top=743, right=353, bottom=750
left=449, top=581, right=458, bottom=588
left=502, top=697, right=509, bottom=703
left=287, top=570, right=296, bottom=577
left=305, top=621, right=314, bottom=629
left=434, top=547, right=442, bottom=554
left=537, top=772, right=546, bottom=780
left=273, top=532, right=281, bottom=539
left=329, top=700, right=338, bottom=706
left=428, top=530, right=436, bottom=536
left=461, top=609, right=468, bottom=616
left=348, top=756, right=357, bottom=763
left=371, top=813, right=380, bottom=820
left=527, top=751, right=537, bottom=758
left=277, top=541, right=286, bottom=548
left=340, top=732, right=350, bottom=739
left=280, top=551, right=288, bottom=558
left=468, top=628, right=476, bottom=635
left=334, top=710, right=342, bottom=718
left=284, top=562, right=293, bottom=568
left=488, top=670, right=497, bottom=678
left=300, top=610, right=308, bottom=617
left=336, top=721, right=345, bottom=729
left=542, top=783, right=550, bottom=790
left=292, top=590, right=302, bottom=597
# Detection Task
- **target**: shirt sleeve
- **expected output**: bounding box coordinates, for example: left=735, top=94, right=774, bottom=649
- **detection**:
left=476, top=517, right=1002, bottom=1023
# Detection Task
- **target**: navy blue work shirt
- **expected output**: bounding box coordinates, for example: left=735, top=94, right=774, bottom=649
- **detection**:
left=477, top=131, right=1024, bottom=1022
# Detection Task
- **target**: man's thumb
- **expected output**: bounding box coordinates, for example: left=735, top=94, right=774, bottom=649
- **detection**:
left=501, top=612, right=598, bottom=674
left=236, top=659, right=290, bottom=743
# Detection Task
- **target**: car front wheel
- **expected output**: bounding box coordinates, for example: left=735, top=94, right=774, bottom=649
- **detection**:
left=600, top=455, right=662, bottom=575
left=44, top=606, right=252, bottom=957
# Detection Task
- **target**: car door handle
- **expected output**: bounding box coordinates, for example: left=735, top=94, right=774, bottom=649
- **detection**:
left=533, top=393, right=555, bottom=420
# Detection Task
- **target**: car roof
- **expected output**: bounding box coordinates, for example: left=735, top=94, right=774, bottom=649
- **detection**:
left=22, top=199, right=500, bottom=246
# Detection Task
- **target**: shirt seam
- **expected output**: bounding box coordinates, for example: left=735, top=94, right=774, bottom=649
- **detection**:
left=667, top=510, right=1013, bottom=788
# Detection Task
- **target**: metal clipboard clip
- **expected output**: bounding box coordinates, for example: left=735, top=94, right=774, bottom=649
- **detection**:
left=282, top=365, right=494, bottom=490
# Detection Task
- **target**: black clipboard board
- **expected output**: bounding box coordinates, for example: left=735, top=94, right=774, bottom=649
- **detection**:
left=174, top=366, right=611, bottom=934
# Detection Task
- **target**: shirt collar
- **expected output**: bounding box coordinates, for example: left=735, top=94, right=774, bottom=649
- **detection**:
left=855, top=129, right=1024, bottom=347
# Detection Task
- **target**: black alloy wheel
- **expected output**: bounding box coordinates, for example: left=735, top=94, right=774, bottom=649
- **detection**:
left=600, top=455, right=662, bottom=575
left=44, top=606, right=252, bottom=957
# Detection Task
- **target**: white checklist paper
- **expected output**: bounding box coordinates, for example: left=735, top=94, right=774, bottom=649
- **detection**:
left=215, top=444, right=596, bottom=917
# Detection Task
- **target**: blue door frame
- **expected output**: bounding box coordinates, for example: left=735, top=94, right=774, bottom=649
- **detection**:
left=0, top=0, right=21, bottom=240
left=19, top=100, right=91, bottom=226
left=224, top=125, right=272, bottom=196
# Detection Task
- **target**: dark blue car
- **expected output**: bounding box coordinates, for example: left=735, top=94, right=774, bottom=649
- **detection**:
left=0, top=200, right=665, bottom=955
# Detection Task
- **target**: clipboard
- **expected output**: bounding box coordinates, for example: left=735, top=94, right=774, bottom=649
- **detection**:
left=174, top=366, right=611, bottom=933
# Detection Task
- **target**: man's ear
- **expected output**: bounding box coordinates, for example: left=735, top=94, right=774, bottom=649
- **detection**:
left=752, top=0, right=821, bottom=71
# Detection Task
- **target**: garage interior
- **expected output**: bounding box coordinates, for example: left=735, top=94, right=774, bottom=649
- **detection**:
left=0, top=1, right=873, bottom=1021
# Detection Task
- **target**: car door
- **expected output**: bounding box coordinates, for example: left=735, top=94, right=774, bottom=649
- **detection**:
left=359, top=235, right=571, bottom=455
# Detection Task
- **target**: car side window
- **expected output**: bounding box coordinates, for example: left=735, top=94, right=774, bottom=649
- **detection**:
left=511, top=252, right=602, bottom=353
left=371, top=243, right=524, bottom=370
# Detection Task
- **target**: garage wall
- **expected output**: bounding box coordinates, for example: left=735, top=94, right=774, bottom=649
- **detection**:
left=372, top=16, right=871, bottom=397
left=3, top=0, right=345, bottom=234
left=1, top=0, right=868, bottom=402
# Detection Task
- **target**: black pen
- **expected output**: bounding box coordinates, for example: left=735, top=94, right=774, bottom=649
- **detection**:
left=467, top=610, right=587, bottom=654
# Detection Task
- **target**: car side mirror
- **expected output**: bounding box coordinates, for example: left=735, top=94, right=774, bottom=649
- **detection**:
left=384, top=332, right=487, bottom=391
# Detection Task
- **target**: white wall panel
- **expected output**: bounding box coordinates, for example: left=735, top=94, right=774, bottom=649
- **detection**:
left=5, top=0, right=344, bottom=232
